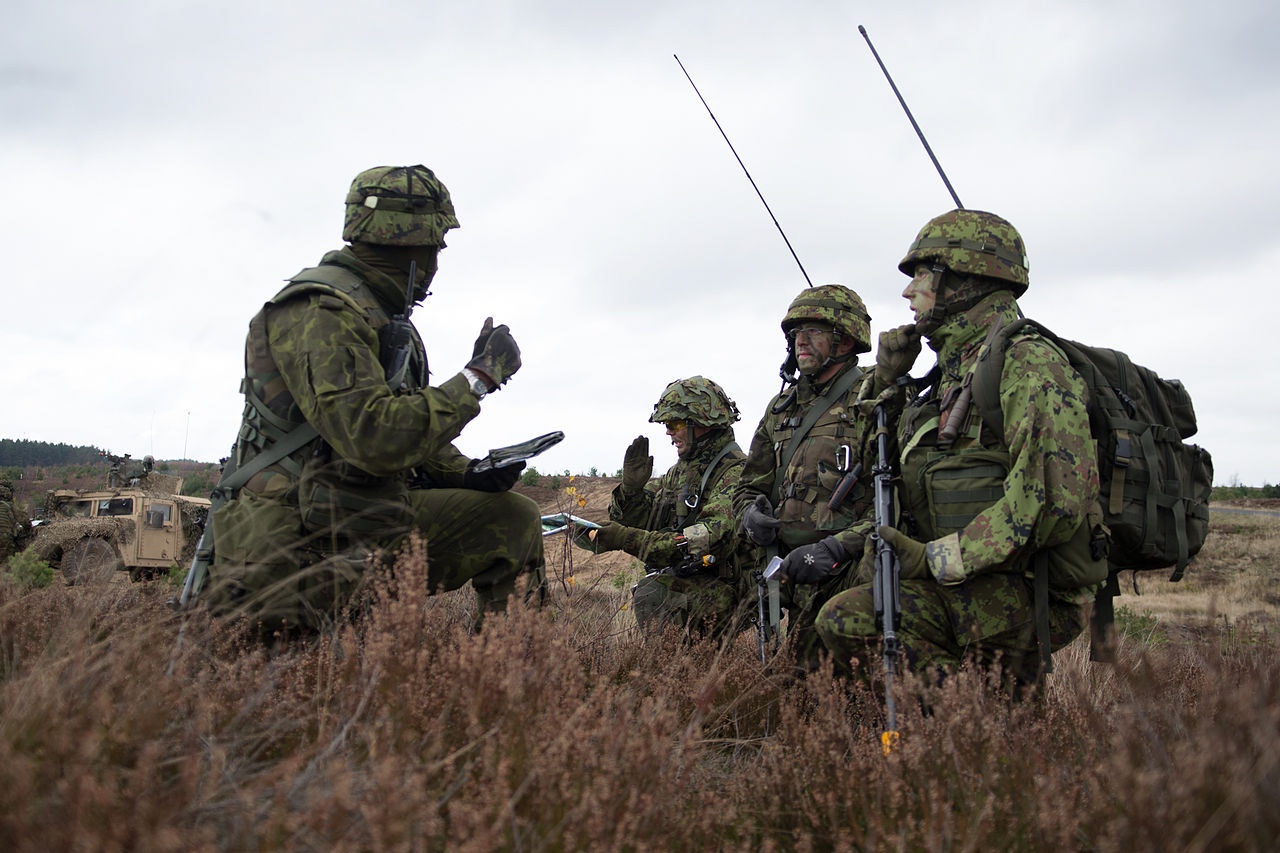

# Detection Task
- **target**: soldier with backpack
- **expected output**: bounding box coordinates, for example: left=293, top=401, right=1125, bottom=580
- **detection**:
left=815, top=210, right=1109, bottom=695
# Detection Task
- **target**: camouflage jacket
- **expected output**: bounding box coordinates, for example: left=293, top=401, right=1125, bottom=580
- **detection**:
left=233, top=246, right=479, bottom=502
left=608, top=430, right=746, bottom=574
left=210, top=246, right=487, bottom=574
left=898, top=291, right=1100, bottom=582
left=732, top=361, right=878, bottom=558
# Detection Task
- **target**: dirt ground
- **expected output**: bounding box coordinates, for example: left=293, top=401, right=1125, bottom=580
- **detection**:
left=514, top=476, right=641, bottom=586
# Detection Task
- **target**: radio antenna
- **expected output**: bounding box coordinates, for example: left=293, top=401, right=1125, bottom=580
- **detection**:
left=858, top=25, right=964, bottom=209
left=675, top=54, right=813, bottom=287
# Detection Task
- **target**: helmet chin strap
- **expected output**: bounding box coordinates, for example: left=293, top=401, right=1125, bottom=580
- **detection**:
left=916, top=267, right=1003, bottom=335
left=798, top=331, right=856, bottom=377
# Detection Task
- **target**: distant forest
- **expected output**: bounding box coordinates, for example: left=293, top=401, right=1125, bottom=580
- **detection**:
left=0, top=439, right=104, bottom=467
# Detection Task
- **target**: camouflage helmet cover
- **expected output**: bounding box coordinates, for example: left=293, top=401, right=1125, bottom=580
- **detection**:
left=342, top=165, right=460, bottom=246
left=780, top=284, right=872, bottom=354
left=898, top=209, right=1029, bottom=294
left=649, top=376, right=741, bottom=428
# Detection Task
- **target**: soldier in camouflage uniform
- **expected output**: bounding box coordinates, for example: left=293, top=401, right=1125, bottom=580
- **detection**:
left=206, top=165, right=545, bottom=633
left=815, top=210, right=1107, bottom=694
left=732, top=285, right=880, bottom=670
left=587, top=377, right=752, bottom=637
left=0, top=481, right=18, bottom=563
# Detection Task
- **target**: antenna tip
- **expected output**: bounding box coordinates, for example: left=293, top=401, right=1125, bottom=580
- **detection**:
left=858, top=25, right=867, bottom=35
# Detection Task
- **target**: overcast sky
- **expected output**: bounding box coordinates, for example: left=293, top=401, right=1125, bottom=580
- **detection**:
left=3, top=0, right=1277, bottom=487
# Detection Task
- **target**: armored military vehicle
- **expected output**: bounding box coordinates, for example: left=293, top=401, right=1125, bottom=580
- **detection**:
left=27, top=454, right=211, bottom=585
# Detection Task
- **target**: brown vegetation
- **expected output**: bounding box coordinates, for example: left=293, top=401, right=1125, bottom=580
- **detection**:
left=1, top=486, right=1278, bottom=851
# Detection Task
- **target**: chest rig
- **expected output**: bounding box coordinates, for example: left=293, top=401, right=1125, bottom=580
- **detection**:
left=766, top=366, right=870, bottom=548
left=236, top=264, right=426, bottom=508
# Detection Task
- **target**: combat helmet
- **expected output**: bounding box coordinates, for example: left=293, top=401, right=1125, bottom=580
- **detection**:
left=898, top=209, right=1029, bottom=295
left=343, top=165, right=459, bottom=246
left=780, top=284, right=872, bottom=355
left=649, top=376, right=741, bottom=428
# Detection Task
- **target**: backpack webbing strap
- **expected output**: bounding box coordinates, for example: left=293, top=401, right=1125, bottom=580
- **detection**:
left=771, top=366, right=863, bottom=506
left=1033, top=550, right=1053, bottom=674
left=1089, top=574, right=1121, bottom=663
left=217, top=422, right=321, bottom=501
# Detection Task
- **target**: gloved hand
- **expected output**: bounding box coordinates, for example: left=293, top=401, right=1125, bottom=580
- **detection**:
left=463, top=460, right=525, bottom=492
left=780, top=535, right=848, bottom=585
left=589, top=521, right=630, bottom=552
left=466, top=317, right=522, bottom=389
left=875, top=324, right=922, bottom=388
left=741, top=495, right=782, bottom=546
left=880, top=526, right=970, bottom=585
left=877, top=526, right=929, bottom=579
left=621, top=435, right=653, bottom=494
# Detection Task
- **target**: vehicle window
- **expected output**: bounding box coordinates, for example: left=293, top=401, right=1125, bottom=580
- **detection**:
left=145, top=503, right=173, bottom=528
left=61, top=501, right=94, bottom=518
left=98, top=498, right=134, bottom=516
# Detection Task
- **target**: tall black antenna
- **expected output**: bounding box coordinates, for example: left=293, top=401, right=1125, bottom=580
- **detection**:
left=858, top=25, right=964, bottom=210
left=675, top=54, right=813, bottom=287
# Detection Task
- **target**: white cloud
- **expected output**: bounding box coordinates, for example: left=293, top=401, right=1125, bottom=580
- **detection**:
left=1, top=0, right=1277, bottom=485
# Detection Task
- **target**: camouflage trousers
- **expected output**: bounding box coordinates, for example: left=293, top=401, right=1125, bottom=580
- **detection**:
left=208, top=486, right=544, bottom=633
left=632, top=570, right=747, bottom=639
left=814, top=572, right=1087, bottom=690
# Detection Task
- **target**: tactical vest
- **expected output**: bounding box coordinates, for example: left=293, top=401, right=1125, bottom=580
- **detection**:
left=645, top=437, right=743, bottom=533
left=235, top=263, right=424, bottom=542
left=898, top=360, right=1106, bottom=594
left=766, top=367, right=873, bottom=550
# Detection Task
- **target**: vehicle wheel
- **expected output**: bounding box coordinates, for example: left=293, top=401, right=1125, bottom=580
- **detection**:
left=63, top=537, right=122, bottom=585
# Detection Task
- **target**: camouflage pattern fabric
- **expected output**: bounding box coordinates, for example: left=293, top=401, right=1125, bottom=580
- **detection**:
left=898, top=209, right=1029, bottom=293
left=648, top=375, right=740, bottom=428
left=342, top=165, right=459, bottom=247
left=815, top=290, right=1100, bottom=686
left=208, top=245, right=543, bottom=632
left=780, top=284, right=872, bottom=353
left=609, top=430, right=753, bottom=636
left=732, top=361, right=880, bottom=669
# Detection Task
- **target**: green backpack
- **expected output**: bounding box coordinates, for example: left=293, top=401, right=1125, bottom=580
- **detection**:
left=971, top=318, right=1214, bottom=660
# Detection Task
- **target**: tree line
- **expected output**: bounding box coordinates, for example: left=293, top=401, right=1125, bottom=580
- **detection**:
left=0, top=439, right=103, bottom=467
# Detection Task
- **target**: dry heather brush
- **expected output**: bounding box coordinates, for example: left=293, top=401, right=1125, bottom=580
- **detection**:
left=1, top=513, right=1278, bottom=850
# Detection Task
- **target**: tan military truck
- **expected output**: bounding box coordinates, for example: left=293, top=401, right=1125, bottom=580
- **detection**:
left=27, top=454, right=211, bottom=585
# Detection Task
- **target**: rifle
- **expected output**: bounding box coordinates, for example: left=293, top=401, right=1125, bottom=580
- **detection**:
left=858, top=25, right=964, bottom=210
left=870, top=403, right=901, bottom=753
left=754, top=555, right=784, bottom=664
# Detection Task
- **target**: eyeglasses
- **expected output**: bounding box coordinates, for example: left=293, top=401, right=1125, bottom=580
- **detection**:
left=787, top=324, right=834, bottom=344
left=663, top=420, right=687, bottom=433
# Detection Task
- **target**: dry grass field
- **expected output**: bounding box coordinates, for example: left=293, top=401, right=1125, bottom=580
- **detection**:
left=1, top=481, right=1277, bottom=851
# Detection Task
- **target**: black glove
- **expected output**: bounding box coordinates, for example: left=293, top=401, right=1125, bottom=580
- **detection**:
left=741, top=495, right=782, bottom=546
left=780, top=535, right=848, bottom=585
left=463, top=460, right=525, bottom=492
left=466, top=317, right=522, bottom=389
left=621, top=435, right=653, bottom=494
left=875, top=324, right=923, bottom=387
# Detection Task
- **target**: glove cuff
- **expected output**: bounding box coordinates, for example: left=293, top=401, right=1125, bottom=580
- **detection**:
left=926, top=532, right=966, bottom=585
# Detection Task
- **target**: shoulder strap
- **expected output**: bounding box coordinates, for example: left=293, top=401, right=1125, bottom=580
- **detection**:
left=772, top=366, right=864, bottom=505
left=215, top=422, right=320, bottom=504
left=971, top=317, right=1038, bottom=442
left=697, top=441, right=741, bottom=502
